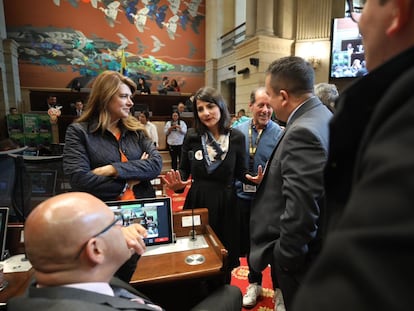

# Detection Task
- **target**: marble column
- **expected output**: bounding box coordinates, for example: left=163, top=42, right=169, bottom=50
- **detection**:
left=245, top=0, right=257, bottom=39
left=256, top=0, right=274, bottom=36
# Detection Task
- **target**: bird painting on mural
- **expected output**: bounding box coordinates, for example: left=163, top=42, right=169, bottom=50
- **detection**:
left=184, top=0, right=202, bottom=17
left=24, top=48, right=40, bottom=56
left=136, top=37, right=148, bottom=55
left=73, top=31, right=94, bottom=50
left=150, top=35, right=165, bottom=53
left=188, top=41, right=197, bottom=58
left=49, top=49, right=66, bottom=57
left=130, top=7, right=150, bottom=33
left=162, top=15, right=179, bottom=40
left=90, top=0, right=100, bottom=9
left=122, top=0, right=138, bottom=24
left=155, top=5, right=169, bottom=28
left=145, top=0, right=160, bottom=20
left=179, top=5, right=204, bottom=34
left=191, top=14, right=204, bottom=34
left=179, top=9, right=191, bottom=30
left=99, top=1, right=122, bottom=28
left=168, top=0, right=181, bottom=15
left=117, top=33, right=133, bottom=50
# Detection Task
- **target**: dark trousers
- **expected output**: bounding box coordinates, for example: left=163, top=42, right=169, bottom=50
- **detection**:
left=271, top=260, right=307, bottom=311
left=237, top=196, right=263, bottom=285
left=168, top=144, right=182, bottom=170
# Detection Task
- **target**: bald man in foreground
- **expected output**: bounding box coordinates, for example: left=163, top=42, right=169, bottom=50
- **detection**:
left=8, top=192, right=163, bottom=311
left=8, top=192, right=242, bottom=311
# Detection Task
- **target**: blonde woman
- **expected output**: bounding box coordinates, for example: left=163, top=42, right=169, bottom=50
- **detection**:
left=64, top=70, right=162, bottom=202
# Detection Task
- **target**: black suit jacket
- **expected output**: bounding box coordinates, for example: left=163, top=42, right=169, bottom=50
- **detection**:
left=8, top=278, right=242, bottom=311
left=292, top=47, right=414, bottom=311
left=8, top=277, right=160, bottom=311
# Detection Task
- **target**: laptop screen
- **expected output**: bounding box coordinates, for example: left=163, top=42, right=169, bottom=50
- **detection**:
left=0, top=207, right=9, bottom=260
left=105, top=197, right=173, bottom=247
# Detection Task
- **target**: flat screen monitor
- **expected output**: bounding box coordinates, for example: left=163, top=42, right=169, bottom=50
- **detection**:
left=105, top=197, right=173, bottom=247
left=0, top=156, right=15, bottom=208
left=28, top=170, right=57, bottom=197
left=330, top=17, right=368, bottom=79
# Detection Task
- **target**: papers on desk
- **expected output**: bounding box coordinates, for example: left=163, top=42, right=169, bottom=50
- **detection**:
left=142, top=235, right=209, bottom=256
left=2, top=254, right=32, bottom=273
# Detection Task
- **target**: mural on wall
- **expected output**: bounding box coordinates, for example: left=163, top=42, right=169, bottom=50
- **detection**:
left=5, top=0, right=206, bottom=92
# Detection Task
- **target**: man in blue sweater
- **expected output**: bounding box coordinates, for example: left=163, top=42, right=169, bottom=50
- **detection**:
left=234, top=87, right=283, bottom=308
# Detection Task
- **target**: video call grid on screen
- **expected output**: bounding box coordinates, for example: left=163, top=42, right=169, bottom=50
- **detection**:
left=106, top=198, right=173, bottom=247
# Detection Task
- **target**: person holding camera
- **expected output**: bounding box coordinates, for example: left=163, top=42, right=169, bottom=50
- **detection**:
left=164, top=110, right=187, bottom=170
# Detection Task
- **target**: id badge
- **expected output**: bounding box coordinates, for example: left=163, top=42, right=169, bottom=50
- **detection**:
left=243, top=183, right=256, bottom=193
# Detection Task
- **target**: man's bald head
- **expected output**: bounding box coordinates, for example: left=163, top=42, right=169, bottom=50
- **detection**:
left=25, top=192, right=130, bottom=285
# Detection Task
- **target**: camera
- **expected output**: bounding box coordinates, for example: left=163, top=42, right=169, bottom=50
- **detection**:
left=171, top=121, right=177, bottom=131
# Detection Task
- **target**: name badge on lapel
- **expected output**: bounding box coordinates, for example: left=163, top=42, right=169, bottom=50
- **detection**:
left=243, top=183, right=256, bottom=193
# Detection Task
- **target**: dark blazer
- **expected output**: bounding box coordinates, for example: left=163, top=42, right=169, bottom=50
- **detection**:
left=8, top=278, right=242, bottom=311
left=8, top=277, right=161, bottom=311
left=179, top=128, right=251, bottom=270
left=292, top=47, right=414, bottom=310
left=63, top=120, right=162, bottom=201
left=249, top=97, right=332, bottom=272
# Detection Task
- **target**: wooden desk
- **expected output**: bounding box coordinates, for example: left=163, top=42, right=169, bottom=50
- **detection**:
left=0, top=269, right=34, bottom=303
left=130, top=226, right=227, bottom=286
left=130, top=209, right=228, bottom=310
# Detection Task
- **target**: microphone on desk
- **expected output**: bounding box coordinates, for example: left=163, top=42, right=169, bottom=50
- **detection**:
left=189, top=206, right=197, bottom=241
left=185, top=207, right=205, bottom=266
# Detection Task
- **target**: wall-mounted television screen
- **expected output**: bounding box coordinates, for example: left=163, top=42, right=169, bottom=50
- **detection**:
left=330, top=17, right=368, bottom=78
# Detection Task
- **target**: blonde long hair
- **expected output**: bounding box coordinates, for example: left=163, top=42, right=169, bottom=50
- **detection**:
left=77, top=70, right=145, bottom=133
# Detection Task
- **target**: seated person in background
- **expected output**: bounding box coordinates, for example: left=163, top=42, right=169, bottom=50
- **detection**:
left=139, top=111, right=159, bottom=148
left=185, top=95, right=194, bottom=112
left=46, top=95, right=57, bottom=109
left=169, top=79, right=180, bottom=92
left=157, top=76, right=171, bottom=94
left=73, top=99, right=84, bottom=117
left=9, top=192, right=243, bottom=311
left=9, top=107, right=18, bottom=115
left=137, top=77, right=151, bottom=95
left=70, top=78, right=81, bottom=92
left=177, top=102, right=186, bottom=114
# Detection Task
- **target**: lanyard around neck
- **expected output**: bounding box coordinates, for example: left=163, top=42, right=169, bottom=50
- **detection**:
left=249, top=122, right=264, bottom=156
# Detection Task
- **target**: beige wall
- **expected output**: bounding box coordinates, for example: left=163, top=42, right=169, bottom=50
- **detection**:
left=207, top=0, right=349, bottom=113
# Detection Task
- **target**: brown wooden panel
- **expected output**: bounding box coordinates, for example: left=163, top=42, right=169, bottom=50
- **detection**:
left=0, top=269, right=34, bottom=303
left=173, top=208, right=209, bottom=238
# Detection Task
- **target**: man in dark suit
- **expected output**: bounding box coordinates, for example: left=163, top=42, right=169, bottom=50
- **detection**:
left=73, top=99, right=84, bottom=117
left=293, top=1, right=414, bottom=310
left=248, top=56, right=332, bottom=310
left=8, top=192, right=242, bottom=311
